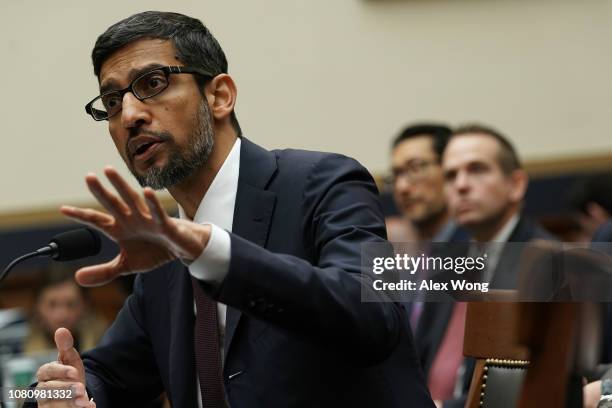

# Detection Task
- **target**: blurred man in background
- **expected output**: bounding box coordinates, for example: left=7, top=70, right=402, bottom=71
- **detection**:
left=443, top=124, right=556, bottom=285
left=390, top=123, right=469, bottom=408
left=420, top=124, right=557, bottom=407
left=390, top=124, right=466, bottom=244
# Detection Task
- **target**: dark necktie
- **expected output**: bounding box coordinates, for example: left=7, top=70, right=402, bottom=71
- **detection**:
left=191, top=276, right=226, bottom=407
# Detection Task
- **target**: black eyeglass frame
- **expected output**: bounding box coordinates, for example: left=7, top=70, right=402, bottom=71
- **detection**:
left=84, top=65, right=213, bottom=121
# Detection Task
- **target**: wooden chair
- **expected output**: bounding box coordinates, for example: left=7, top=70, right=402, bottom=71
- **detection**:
left=464, top=298, right=599, bottom=408
left=463, top=301, right=529, bottom=408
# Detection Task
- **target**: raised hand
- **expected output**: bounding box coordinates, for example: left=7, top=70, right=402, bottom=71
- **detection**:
left=35, top=328, right=95, bottom=407
left=61, top=166, right=210, bottom=286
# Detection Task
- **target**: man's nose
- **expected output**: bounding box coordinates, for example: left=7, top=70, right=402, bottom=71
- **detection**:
left=395, top=174, right=418, bottom=193
left=454, top=171, right=471, bottom=193
left=120, top=92, right=152, bottom=128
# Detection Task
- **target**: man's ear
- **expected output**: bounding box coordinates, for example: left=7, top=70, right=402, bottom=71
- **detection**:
left=509, top=168, right=528, bottom=203
left=205, top=74, right=237, bottom=121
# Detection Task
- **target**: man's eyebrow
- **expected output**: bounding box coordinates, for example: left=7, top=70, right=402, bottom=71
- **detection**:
left=402, top=158, right=432, bottom=166
left=443, top=168, right=456, bottom=178
left=99, top=63, right=167, bottom=94
left=466, top=159, right=489, bottom=168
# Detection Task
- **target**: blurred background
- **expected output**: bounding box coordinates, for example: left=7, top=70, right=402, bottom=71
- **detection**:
left=1, top=0, right=612, bottom=403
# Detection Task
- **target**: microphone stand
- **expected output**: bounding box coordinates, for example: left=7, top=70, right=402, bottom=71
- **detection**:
left=0, top=244, right=58, bottom=282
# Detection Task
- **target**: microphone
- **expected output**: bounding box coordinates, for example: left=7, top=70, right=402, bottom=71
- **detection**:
left=0, top=228, right=102, bottom=282
left=39, top=228, right=102, bottom=261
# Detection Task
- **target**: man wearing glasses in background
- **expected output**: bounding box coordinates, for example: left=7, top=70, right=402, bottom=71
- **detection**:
left=390, top=124, right=469, bottom=408
left=28, top=11, right=433, bottom=408
left=390, top=124, right=466, bottom=247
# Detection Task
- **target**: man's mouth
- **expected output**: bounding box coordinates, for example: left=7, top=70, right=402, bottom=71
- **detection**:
left=128, top=135, right=166, bottom=162
left=456, top=202, right=476, bottom=214
left=135, top=141, right=164, bottom=163
left=402, top=198, right=421, bottom=208
left=135, top=141, right=160, bottom=156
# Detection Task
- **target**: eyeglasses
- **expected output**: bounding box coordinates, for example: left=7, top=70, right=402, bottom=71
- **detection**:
left=85, top=66, right=213, bottom=121
left=388, top=159, right=439, bottom=184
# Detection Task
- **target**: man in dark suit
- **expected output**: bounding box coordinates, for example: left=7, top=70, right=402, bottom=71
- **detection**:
left=417, top=124, right=556, bottom=408
left=389, top=123, right=469, bottom=408
left=442, top=124, right=556, bottom=286
left=31, top=11, right=432, bottom=408
left=389, top=123, right=468, bottom=250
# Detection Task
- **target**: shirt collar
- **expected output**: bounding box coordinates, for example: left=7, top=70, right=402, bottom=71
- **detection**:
left=432, top=221, right=459, bottom=243
left=491, top=213, right=520, bottom=244
left=178, top=137, right=241, bottom=227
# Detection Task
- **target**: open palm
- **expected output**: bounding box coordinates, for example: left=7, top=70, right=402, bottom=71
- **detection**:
left=61, top=167, right=209, bottom=286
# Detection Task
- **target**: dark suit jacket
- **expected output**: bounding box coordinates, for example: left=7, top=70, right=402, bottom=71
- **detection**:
left=415, top=215, right=555, bottom=408
left=73, top=138, right=433, bottom=407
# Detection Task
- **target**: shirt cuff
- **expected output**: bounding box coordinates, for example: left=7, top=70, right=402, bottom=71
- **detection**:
left=187, top=223, right=231, bottom=286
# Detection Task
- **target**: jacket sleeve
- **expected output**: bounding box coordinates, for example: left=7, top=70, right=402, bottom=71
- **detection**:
left=214, top=153, right=402, bottom=366
left=81, top=274, right=164, bottom=406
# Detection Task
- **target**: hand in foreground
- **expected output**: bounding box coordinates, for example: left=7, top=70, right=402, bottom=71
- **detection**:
left=35, top=328, right=95, bottom=407
left=61, top=167, right=210, bottom=286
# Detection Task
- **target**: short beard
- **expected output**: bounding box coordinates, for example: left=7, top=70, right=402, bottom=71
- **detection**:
left=133, top=101, right=214, bottom=190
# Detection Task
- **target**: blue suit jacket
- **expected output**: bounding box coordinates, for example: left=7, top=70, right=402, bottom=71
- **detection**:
left=79, top=138, right=433, bottom=407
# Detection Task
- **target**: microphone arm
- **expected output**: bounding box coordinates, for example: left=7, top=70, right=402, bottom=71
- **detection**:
left=0, top=242, right=60, bottom=283
left=0, top=228, right=100, bottom=284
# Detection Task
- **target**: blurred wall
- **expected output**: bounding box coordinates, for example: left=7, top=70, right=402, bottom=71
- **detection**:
left=1, top=0, right=611, bottom=213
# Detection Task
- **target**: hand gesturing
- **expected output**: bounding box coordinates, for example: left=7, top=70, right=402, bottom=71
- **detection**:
left=61, top=166, right=210, bottom=286
left=36, top=328, right=95, bottom=407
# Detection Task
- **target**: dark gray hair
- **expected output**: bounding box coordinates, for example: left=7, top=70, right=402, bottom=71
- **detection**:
left=451, top=123, right=522, bottom=175
left=91, top=11, right=241, bottom=135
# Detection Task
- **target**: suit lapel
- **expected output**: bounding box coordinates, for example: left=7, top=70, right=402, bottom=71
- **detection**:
left=491, top=216, right=531, bottom=288
left=224, top=137, right=277, bottom=359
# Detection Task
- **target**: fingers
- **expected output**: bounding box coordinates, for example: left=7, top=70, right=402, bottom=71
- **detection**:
left=85, top=172, right=131, bottom=219
left=37, top=362, right=80, bottom=382
left=54, top=328, right=85, bottom=378
left=36, top=380, right=90, bottom=407
left=105, top=167, right=150, bottom=216
left=60, top=206, right=114, bottom=230
left=74, top=257, right=122, bottom=287
left=37, top=380, right=86, bottom=397
left=85, top=168, right=160, bottom=224
left=34, top=329, right=89, bottom=407
left=69, top=167, right=168, bottom=227
left=144, top=187, right=169, bottom=225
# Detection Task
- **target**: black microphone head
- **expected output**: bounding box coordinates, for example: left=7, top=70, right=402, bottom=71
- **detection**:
left=50, top=228, right=102, bottom=261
